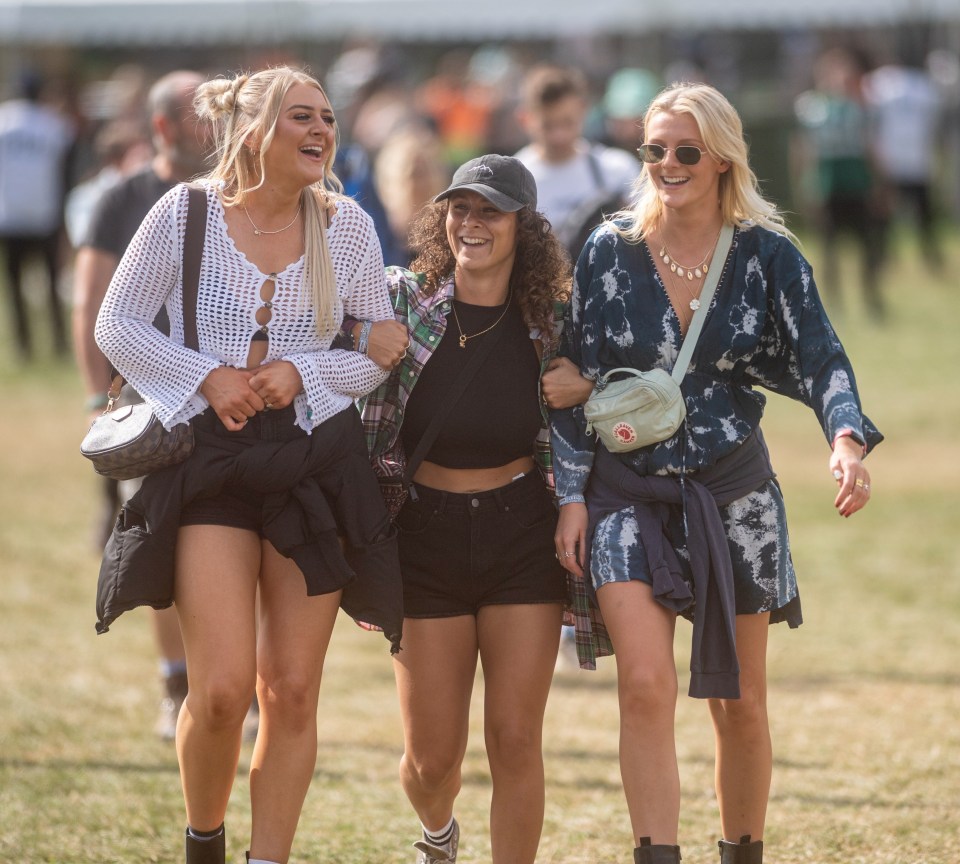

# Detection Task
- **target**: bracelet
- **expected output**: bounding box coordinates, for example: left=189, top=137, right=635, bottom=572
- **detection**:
left=357, top=320, right=373, bottom=355
left=558, top=494, right=586, bottom=506
left=85, top=392, right=109, bottom=411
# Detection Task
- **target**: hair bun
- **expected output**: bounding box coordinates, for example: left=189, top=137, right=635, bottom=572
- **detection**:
left=195, top=75, right=248, bottom=119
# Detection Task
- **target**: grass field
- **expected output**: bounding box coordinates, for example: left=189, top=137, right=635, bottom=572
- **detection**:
left=1, top=228, right=959, bottom=863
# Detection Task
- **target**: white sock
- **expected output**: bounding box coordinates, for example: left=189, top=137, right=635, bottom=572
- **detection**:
left=422, top=816, right=455, bottom=845
left=247, top=859, right=280, bottom=864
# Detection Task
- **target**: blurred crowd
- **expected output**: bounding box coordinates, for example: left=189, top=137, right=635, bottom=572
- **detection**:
left=1, top=41, right=958, bottom=365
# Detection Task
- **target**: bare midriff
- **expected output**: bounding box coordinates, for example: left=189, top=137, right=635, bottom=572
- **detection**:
left=412, top=455, right=535, bottom=493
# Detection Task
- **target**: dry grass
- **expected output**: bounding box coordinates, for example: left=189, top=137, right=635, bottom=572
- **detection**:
left=1, top=228, right=959, bottom=863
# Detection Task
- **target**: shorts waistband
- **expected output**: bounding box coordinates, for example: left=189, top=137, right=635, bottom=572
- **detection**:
left=410, top=469, right=543, bottom=514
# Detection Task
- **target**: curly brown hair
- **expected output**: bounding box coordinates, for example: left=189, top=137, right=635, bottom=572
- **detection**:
left=408, top=202, right=571, bottom=339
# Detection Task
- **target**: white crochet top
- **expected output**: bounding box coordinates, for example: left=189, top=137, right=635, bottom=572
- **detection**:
left=95, top=182, right=392, bottom=432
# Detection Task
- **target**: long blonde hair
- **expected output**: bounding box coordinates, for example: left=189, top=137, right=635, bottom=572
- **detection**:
left=194, top=66, right=343, bottom=336
left=612, top=82, right=793, bottom=243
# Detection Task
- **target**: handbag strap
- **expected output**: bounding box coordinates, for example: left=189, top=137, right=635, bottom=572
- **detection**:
left=670, top=222, right=734, bottom=384
left=401, top=306, right=509, bottom=488
left=108, top=184, right=207, bottom=395
left=181, top=183, right=207, bottom=351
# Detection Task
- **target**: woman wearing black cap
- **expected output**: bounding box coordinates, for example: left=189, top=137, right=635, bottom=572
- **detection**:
left=359, top=155, right=577, bottom=864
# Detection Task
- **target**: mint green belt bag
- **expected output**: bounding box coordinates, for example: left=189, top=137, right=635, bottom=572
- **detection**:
left=583, top=224, right=733, bottom=453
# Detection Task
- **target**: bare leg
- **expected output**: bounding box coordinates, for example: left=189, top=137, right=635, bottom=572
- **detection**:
left=477, top=603, right=562, bottom=864
left=393, top=616, right=479, bottom=832
left=248, top=540, right=341, bottom=863
left=174, top=525, right=260, bottom=831
left=152, top=605, right=186, bottom=662
left=709, top=613, right=772, bottom=843
left=597, top=581, right=680, bottom=845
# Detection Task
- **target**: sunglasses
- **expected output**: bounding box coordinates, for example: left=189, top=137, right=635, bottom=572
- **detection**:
left=637, top=144, right=709, bottom=166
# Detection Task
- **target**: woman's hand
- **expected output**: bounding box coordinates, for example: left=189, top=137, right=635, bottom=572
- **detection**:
left=555, top=501, right=588, bottom=578
left=541, top=357, right=594, bottom=409
left=200, top=366, right=264, bottom=431
left=248, top=360, right=302, bottom=411
left=359, top=319, right=409, bottom=370
left=830, top=435, right=872, bottom=517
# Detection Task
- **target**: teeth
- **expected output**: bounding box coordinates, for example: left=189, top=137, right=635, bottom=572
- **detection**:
left=461, top=237, right=486, bottom=245
left=301, top=146, right=323, bottom=156
left=662, top=177, right=687, bottom=185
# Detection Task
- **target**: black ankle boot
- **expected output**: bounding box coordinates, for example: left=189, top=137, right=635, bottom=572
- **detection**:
left=184, top=825, right=225, bottom=864
left=634, top=836, right=682, bottom=863
left=718, top=834, right=763, bottom=864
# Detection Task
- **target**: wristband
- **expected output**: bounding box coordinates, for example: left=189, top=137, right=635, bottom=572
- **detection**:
left=357, top=320, right=373, bottom=355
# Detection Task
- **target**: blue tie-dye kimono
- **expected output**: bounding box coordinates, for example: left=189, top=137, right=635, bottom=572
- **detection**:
left=550, top=220, right=881, bottom=630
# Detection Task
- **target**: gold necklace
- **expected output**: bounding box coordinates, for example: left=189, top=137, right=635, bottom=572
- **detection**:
left=657, top=227, right=722, bottom=310
left=243, top=199, right=303, bottom=236
left=450, top=290, right=512, bottom=348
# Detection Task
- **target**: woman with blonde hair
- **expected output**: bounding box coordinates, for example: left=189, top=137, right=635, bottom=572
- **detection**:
left=95, top=66, right=402, bottom=864
left=551, top=82, right=881, bottom=863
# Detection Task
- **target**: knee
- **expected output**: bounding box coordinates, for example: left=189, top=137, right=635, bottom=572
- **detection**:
left=711, top=678, right=768, bottom=735
left=258, top=672, right=319, bottom=733
left=485, top=722, right=542, bottom=772
left=189, top=676, right=254, bottom=731
left=617, top=663, right=678, bottom=725
left=402, top=747, right=461, bottom=795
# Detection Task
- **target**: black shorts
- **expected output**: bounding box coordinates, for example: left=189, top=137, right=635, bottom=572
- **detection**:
left=396, top=470, right=566, bottom=618
left=179, top=404, right=306, bottom=533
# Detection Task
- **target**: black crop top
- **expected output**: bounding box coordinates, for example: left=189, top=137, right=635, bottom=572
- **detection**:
left=400, top=297, right=542, bottom=469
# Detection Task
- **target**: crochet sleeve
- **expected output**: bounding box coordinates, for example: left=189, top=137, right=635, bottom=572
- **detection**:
left=94, top=185, right=218, bottom=429
left=286, top=200, right=391, bottom=410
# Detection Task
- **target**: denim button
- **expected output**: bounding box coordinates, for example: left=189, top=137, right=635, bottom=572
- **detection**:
left=470, top=498, right=480, bottom=508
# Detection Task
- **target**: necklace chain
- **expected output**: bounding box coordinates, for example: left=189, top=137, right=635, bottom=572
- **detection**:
left=450, top=291, right=512, bottom=348
left=243, top=200, right=303, bottom=236
left=657, top=226, right=722, bottom=312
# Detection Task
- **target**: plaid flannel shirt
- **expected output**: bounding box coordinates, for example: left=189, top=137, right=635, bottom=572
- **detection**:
left=359, top=266, right=613, bottom=669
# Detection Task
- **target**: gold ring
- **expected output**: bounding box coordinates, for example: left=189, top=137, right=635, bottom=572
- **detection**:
left=855, top=478, right=865, bottom=488
left=563, top=551, right=576, bottom=558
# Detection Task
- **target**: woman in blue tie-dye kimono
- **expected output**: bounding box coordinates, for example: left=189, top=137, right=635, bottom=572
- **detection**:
left=550, top=83, right=881, bottom=864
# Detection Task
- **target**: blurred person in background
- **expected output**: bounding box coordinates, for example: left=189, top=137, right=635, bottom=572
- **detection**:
left=793, top=47, right=886, bottom=318
left=601, top=68, right=659, bottom=152
left=551, top=82, right=881, bottom=864
left=514, top=64, right=639, bottom=262
left=94, top=65, right=402, bottom=864
left=0, top=69, right=76, bottom=361
left=863, top=53, right=945, bottom=273
left=71, top=70, right=243, bottom=745
left=373, top=120, right=451, bottom=266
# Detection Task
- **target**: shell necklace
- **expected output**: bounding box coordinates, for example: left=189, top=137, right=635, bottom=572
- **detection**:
left=657, top=226, right=722, bottom=311
left=243, top=199, right=303, bottom=236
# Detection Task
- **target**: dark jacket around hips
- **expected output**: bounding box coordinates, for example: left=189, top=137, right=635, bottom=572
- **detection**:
left=96, top=406, right=403, bottom=653
left=585, top=430, right=778, bottom=699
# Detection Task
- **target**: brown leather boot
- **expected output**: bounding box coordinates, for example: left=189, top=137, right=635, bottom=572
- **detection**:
left=634, top=836, right=682, bottom=863
left=718, top=834, right=763, bottom=864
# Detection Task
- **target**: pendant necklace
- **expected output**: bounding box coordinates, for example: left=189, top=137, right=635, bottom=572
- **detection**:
left=451, top=290, right=512, bottom=348
left=243, top=199, right=303, bottom=236
left=658, top=226, right=722, bottom=311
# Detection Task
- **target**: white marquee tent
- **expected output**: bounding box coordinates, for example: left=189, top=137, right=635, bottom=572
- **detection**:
left=1, top=0, right=958, bottom=45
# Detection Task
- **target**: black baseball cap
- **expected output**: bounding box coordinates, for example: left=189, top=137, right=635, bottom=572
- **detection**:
left=434, top=154, right=537, bottom=213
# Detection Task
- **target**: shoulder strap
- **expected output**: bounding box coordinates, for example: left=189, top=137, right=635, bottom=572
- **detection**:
left=401, top=313, right=508, bottom=487
left=671, top=223, right=734, bottom=385
left=106, top=183, right=207, bottom=395
left=181, top=184, right=207, bottom=351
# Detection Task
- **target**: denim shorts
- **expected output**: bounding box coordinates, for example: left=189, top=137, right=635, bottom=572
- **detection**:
left=396, top=470, right=566, bottom=617
left=179, top=404, right=305, bottom=533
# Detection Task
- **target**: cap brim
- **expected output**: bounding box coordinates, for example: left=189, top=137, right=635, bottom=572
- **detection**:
left=434, top=183, right=525, bottom=213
